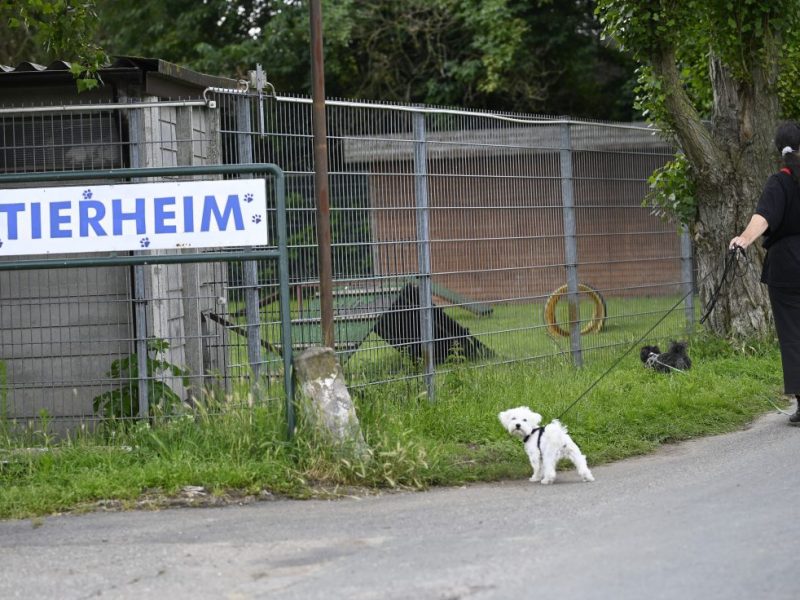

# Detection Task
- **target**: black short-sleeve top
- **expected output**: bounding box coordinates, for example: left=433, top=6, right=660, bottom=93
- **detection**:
left=755, top=170, right=800, bottom=286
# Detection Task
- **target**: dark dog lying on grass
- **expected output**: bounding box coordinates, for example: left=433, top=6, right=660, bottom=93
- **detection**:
left=640, top=341, right=692, bottom=373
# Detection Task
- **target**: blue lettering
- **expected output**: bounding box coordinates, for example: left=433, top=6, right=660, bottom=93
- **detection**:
left=183, top=196, right=194, bottom=233
left=154, top=196, right=177, bottom=234
left=200, top=194, right=244, bottom=232
left=50, top=201, right=72, bottom=238
left=31, top=203, right=42, bottom=239
left=79, top=200, right=107, bottom=237
left=112, top=198, right=146, bottom=235
left=0, top=203, right=25, bottom=240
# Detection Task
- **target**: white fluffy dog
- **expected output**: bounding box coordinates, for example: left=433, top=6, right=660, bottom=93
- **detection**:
left=498, top=406, right=594, bottom=485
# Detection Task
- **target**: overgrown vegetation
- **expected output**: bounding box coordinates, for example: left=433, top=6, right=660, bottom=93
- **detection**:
left=92, top=339, right=189, bottom=421
left=0, top=334, right=783, bottom=520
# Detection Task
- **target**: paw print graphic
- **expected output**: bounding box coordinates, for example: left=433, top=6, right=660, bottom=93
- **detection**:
left=244, top=193, right=254, bottom=203
left=140, top=237, right=151, bottom=248
left=251, top=214, right=262, bottom=224
left=82, top=189, right=93, bottom=200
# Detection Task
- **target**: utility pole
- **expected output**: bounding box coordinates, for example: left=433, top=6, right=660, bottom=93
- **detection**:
left=310, top=0, right=334, bottom=348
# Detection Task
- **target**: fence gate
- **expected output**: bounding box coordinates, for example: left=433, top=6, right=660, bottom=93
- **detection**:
left=0, top=163, right=295, bottom=436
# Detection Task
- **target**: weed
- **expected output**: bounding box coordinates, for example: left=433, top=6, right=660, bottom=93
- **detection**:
left=92, top=338, right=189, bottom=421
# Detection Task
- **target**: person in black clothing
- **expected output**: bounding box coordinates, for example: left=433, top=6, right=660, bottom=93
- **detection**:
left=730, top=121, right=800, bottom=425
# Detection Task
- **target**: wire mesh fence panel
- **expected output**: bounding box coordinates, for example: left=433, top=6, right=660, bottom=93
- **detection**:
left=0, top=89, right=688, bottom=429
left=218, top=92, right=688, bottom=393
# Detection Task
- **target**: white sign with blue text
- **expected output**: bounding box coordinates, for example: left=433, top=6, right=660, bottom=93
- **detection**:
left=0, top=179, right=268, bottom=256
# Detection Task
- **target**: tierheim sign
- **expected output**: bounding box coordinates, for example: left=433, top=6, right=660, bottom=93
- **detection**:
left=0, top=179, right=269, bottom=256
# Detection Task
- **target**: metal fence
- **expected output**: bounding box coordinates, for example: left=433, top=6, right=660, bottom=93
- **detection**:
left=0, top=88, right=691, bottom=426
left=219, top=90, right=690, bottom=393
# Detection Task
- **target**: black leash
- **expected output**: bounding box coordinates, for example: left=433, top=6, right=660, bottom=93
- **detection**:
left=556, top=246, right=746, bottom=421
left=555, top=287, right=694, bottom=420
left=699, top=246, right=746, bottom=324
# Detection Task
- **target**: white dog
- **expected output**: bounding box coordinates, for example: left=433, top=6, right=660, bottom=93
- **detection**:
left=498, top=406, right=594, bottom=485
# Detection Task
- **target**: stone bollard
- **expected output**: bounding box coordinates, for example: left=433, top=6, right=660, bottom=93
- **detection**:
left=293, top=346, right=368, bottom=455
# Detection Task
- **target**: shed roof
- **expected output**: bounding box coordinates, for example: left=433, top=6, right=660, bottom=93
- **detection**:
left=0, top=56, right=240, bottom=103
left=342, top=121, right=673, bottom=164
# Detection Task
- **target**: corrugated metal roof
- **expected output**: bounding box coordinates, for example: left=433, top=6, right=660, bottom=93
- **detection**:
left=0, top=56, right=240, bottom=90
left=0, top=60, right=71, bottom=73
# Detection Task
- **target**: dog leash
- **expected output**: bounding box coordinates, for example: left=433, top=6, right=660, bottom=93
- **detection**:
left=557, top=246, right=743, bottom=421
left=556, top=286, right=695, bottom=420
left=699, top=246, right=747, bottom=324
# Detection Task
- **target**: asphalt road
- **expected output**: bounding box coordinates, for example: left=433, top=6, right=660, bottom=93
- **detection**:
left=2, top=411, right=799, bottom=600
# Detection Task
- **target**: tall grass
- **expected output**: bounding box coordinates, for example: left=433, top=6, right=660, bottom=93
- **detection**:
left=0, top=335, right=785, bottom=519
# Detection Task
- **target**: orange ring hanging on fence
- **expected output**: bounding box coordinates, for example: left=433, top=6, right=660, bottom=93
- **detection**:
left=543, top=283, right=607, bottom=337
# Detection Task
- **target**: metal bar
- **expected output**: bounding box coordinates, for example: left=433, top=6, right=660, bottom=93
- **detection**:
left=0, top=163, right=282, bottom=183
left=681, top=225, right=695, bottom=331
left=253, top=64, right=267, bottom=136
left=267, top=95, right=660, bottom=131
left=310, top=0, right=335, bottom=349
left=127, top=108, right=150, bottom=421
left=243, top=264, right=262, bottom=380
left=133, top=266, right=149, bottom=419
left=560, top=122, right=583, bottom=367
left=413, top=111, right=435, bottom=400
left=0, top=100, right=211, bottom=115
left=0, top=250, right=280, bottom=271
left=276, top=177, right=295, bottom=437
left=236, top=96, right=263, bottom=379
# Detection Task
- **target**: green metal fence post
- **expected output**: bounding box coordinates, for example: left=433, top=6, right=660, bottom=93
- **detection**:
left=274, top=170, right=295, bottom=438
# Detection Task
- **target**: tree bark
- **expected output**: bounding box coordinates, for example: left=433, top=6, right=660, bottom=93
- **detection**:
left=651, top=44, right=781, bottom=338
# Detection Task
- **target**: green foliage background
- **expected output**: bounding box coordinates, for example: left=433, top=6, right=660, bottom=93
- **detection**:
left=597, top=0, right=800, bottom=224
left=2, top=0, right=639, bottom=121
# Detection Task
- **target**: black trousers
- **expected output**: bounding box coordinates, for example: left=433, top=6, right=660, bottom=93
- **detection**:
left=768, top=285, right=800, bottom=394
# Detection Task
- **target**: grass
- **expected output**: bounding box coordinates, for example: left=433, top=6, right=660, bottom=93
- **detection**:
left=0, top=333, right=786, bottom=520
left=340, top=293, right=696, bottom=386
left=229, top=291, right=694, bottom=377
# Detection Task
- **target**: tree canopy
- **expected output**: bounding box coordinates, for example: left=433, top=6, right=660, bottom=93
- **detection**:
left=1, top=1, right=638, bottom=119
left=0, top=0, right=107, bottom=90
left=597, top=0, right=800, bottom=337
left=88, top=0, right=637, bottom=120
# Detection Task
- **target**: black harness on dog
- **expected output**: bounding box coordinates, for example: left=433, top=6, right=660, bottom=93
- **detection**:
left=524, top=427, right=544, bottom=450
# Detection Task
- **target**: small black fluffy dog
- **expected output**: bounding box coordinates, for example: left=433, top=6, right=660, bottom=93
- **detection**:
left=640, top=341, right=692, bottom=373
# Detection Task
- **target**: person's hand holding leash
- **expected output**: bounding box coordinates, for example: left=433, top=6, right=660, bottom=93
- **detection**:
left=729, top=214, right=769, bottom=251
left=728, top=238, right=747, bottom=251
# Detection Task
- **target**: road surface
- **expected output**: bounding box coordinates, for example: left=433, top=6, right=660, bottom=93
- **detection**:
left=1, top=411, right=798, bottom=599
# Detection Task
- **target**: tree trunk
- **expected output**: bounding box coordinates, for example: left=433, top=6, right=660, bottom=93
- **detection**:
left=653, top=46, right=781, bottom=338
left=694, top=176, right=772, bottom=337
